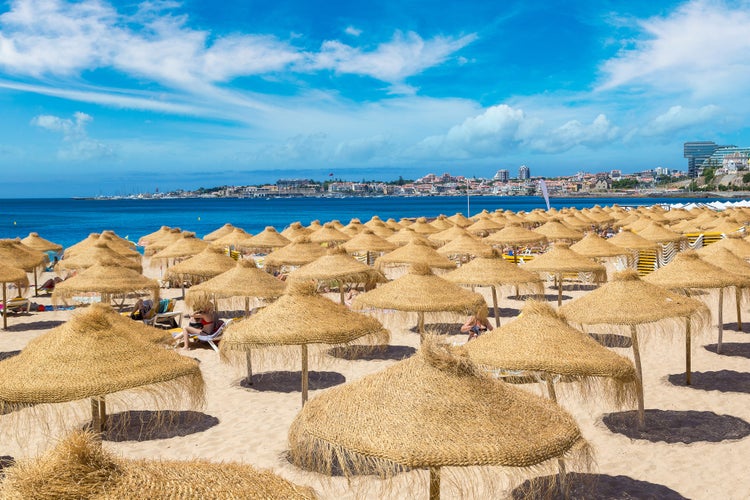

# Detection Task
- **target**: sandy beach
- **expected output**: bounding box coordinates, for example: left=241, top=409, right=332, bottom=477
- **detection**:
left=2, top=259, right=750, bottom=499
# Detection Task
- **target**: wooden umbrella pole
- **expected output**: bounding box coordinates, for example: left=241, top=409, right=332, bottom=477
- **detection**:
left=557, top=273, right=563, bottom=307
left=301, top=344, right=309, bottom=406
left=418, top=311, right=425, bottom=342
left=717, top=287, right=724, bottom=354
left=429, top=467, right=440, bottom=500
left=34, top=267, right=39, bottom=297
left=630, top=325, right=646, bottom=430
left=244, top=296, right=250, bottom=316
left=90, top=398, right=102, bottom=434
left=2, top=283, right=7, bottom=330
left=685, top=317, right=692, bottom=386
left=545, top=375, right=558, bottom=403
left=490, top=285, right=500, bottom=328
left=339, top=285, right=346, bottom=305
left=98, top=396, right=107, bottom=430
left=736, top=287, right=743, bottom=332
left=245, top=350, right=253, bottom=385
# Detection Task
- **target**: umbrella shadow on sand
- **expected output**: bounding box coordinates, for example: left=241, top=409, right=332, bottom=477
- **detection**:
left=0, top=350, right=20, bottom=362
left=704, top=343, right=750, bottom=359
left=83, top=410, right=220, bottom=442
left=409, top=323, right=463, bottom=336
left=489, top=306, right=522, bottom=319
left=602, top=409, right=750, bottom=443
left=0, top=455, right=14, bottom=474
left=588, top=333, right=632, bottom=348
left=668, top=370, right=750, bottom=393
left=327, top=345, right=416, bottom=361
left=511, top=472, right=687, bottom=500
left=508, top=293, right=573, bottom=303
left=239, top=370, right=346, bottom=392
left=5, top=320, right=65, bottom=332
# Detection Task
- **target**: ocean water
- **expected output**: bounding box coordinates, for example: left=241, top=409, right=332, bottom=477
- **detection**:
left=0, top=195, right=738, bottom=250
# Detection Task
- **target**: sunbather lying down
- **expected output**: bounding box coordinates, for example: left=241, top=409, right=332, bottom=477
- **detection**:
left=2, top=296, right=31, bottom=313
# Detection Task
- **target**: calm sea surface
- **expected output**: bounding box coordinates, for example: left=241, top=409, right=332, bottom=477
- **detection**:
left=0, top=195, right=741, bottom=250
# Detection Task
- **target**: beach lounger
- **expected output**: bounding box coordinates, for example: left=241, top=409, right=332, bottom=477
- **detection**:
left=173, top=318, right=232, bottom=352
left=2, top=297, right=31, bottom=314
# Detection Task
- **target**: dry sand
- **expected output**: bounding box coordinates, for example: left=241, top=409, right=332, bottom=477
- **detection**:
left=1, top=266, right=750, bottom=499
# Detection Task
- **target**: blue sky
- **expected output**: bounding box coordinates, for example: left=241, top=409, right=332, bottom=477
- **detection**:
left=1, top=0, right=749, bottom=197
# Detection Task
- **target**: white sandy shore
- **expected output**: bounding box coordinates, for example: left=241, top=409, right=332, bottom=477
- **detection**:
left=2, top=265, right=750, bottom=499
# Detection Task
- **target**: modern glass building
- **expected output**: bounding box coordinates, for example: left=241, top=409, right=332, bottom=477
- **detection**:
left=518, top=165, right=530, bottom=180
left=684, top=141, right=735, bottom=178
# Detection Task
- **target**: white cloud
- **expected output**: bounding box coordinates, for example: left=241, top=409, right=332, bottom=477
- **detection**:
left=31, top=111, right=113, bottom=160
left=598, top=0, right=750, bottom=98
left=640, top=104, right=720, bottom=136
left=345, top=25, right=362, bottom=37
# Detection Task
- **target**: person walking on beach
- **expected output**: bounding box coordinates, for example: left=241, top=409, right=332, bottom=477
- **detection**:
left=460, top=307, right=493, bottom=341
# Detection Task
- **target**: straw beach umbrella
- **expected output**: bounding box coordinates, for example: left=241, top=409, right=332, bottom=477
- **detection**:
left=164, top=246, right=237, bottom=295
left=150, top=232, right=209, bottom=262
left=465, top=301, right=637, bottom=408
left=202, top=222, right=235, bottom=241
left=570, top=233, right=629, bottom=259
left=409, top=217, right=441, bottom=235
left=209, top=227, right=251, bottom=249
left=220, top=280, right=389, bottom=405
left=443, top=255, right=543, bottom=327
left=608, top=229, right=660, bottom=251
left=435, top=233, right=495, bottom=263
left=522, top=243, right=606, bottom=306
left=560, top=270, right=709, bottom=429
left=387, top=227, right=439, bottom=247
left=483, top=223, right=547, bottom=262
left=704, top=232, right=750, bottom=259
left=143, top=228, right=183, bottom=257
left=375, top=240, right=457, bottom=275
left=289, top=339, right=589, bottom=499
left=52, top=264, right=159, bottom=310
left=342, top=229, right=396, bottom=265
left=429, top=224, right=471, bottom=246
left=0, top=430, right=317, bottom=499
left=0, top=263, right=28, bottom=330
left=465, top=217, right=503, bottom=237
left=57, top=241, right=142, bottom=274
left=20, top=232, right=62, bottom=253
left=282, top=221, right=314, bottom=240
left=263, top=236, right=326, bottom=273
left=308, top=222, right=351, bottom=246
left=137, top=225, right=172, bottom=247
left=185, top=258, right=286, bottom=316
left=240, top=226, right=291, bottom=254
left=643, top=250, right=750, bottom=354
left=447, top=212, right=472, bottom=227
left=0, top=303, right=204, bottom=434
left=0, top=239, right=46, bottom=293
left=533, top=218, right=584, bottom=243
left=352, top=263, right=485, bottom=338
left=698, top=245, right=750, bottom=330
left=637, top=221, right=683, bottom=245
left=288, top=247, right=386, bottom=304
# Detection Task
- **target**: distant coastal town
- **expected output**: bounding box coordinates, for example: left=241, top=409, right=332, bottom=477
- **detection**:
left=84, top=141, right=750, bottom=200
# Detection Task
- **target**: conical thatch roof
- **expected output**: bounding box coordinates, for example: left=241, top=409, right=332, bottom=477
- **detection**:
left=352, top=264, right=485, bottom=315
left=443, top=256, right=543, bottom=290
left=64, top=233, right=101, bottom=257
left=607, top=229, right=659, bottom=251
left=203, top=223, right=235, bottom=241
left=150, top=232, right=209, bottom=260
left=533, top=219, right=584, bottom=242
left=0, top=240, right=47, bottom=271
left=363, top=215, right=389, bottom=229
left=465, top=217, right=503, bottom=236
left=0, top=263, right=28, bottom=287
left=210, top=227, right=251, bottom=248
left=643, top=250, right=750, bottom=290
left=185, top=258, right=286, bottom=309
left=0, top=431, right=317, bottom=499
left=57, top=242, right=142, bottom=273
left=144, top=228, right=185, bottom=257
left=263, top=236, right=326, bottom=271
left=240, top=226, right=291, bottom=252
left=20, top=232, right=62, bottom=252
left=307, top=220, right=323, bottom=231
left=522, top=243, right=606, bottom=277
left=570, top=233, right=630, bottom=258
left=342, top=229, right=397, bottom=253
left=281, top=221, right=314, bottom=240
left=409, top=217, right=441, bottom=234
left=52, top=264, right=159, bottom=304
left=429, top=225, right=471, bottom=246
left=0, top=303, right=203, bottom=410
left=375, top=240, right=457, bottom=270
left=387, top=227, right=439, bottom=247
left=522, top=210, right=550, bottom=224
left=637, top=221, right=683, bottom=243
left=289, top=339, right=588, bottom=476
left=464, top=301, right=637, bottom=407
left=483, top=223, right=548, bottom=246
left=430, top=215, right=454, bottom=230
left=698, top=246, right=750, bottom=278
left=97, top=234, right=141, bottom=260
left=288, top=247, right=386, bottom=285
left=341, top=219, right=364, bottom=236
left=164, top=246, right=237, bottom=281
left=308, top=223, right=351, bottom=245
left=435, top=233, right=495, bottom=258
left=559, top=270, right=709, bottom=326
left=384, top=218, right=403, bottom=230
left=220, top=280, right=389, bottom=349
left=704, top=218, right=745, bottom=235
left=707, top=233, right=750, bottom=259
left=137, top=226, right=172, bottom=247
left=447, top=212, right=473, bottom=227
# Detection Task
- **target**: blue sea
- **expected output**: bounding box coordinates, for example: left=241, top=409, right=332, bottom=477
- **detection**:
left=0, top=195, right=741, bottom=250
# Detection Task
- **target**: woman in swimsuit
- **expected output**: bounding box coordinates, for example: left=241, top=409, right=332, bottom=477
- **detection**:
left=181, top=301, right=216, bottom=350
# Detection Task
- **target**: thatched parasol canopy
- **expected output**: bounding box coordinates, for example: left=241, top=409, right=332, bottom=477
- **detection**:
left=465, top=301, right=637, bottom=408
left=289, top=339, right=588, bottom=497
left=636, top=221, right=683, bottom=244
left=429, top=225, right=471, bottom=246
left=483, top=223, right=548, bottom=247
left=308, top=222, right=351, bottom=245
left=221, top=280, right=389, bottom=404
left=465, top=217, right=503, bottom=236
left=240, top=226, right=291, bottom=252
left=0, top=303, right=203, bottom=422
left=63, top=233, right=101, bottom=257
left=430, top=215, right=454, bottom=230
left=434, top=234, right=495, bottom=259
left=409, top=217, right=441, bottom=234
left=143, top=228, right=183, bottom=257
left=559, top=270, right=710, bottom=429
left=705, top=233, right=750, bottom=259
left=0, top=431, right=317, bottom=499
left=342, top=229, right=397, bottom=253
left=341, top=218, right=364, bottom=236
left=97, top=233, right=141, bottom=260
left=51, top=264, right=159, bottom=307
left=447, top=212, right=473, bottom=227
left=263, top=236, right=326, bottom=271
left=164, top=246, right=237, bottom=282
left=209, top=227, right=251, bottom=248
left=186, top=258, right=285, bottom=304
left=0, top=263, right=30, bottom=329
left=150, top=232, right=209, bottom=261
left=570, top=233, right=630, bottom=258
left=0, top=239, right=47, bottom=271
left=20, top=232, right=62, bottom=253
left=533, top=219, right=584, bottom=242
left=282, top=221, right=314, bottom=240
left=387, top=227, right=439, bottom=247
left=137, top=226, right=172, bottom=247
left=644, top=250, right=750, bottom=291
left=375, top=240, right=457, bottom=271
left=608, top=229, right=660, bottom=251
left=203, top=223, right=236, bottom=241
left=57, top=242, right=142, bottom=273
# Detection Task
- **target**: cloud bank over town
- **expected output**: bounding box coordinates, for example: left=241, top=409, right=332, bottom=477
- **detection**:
left=0, top=0, right=748, bottom=196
